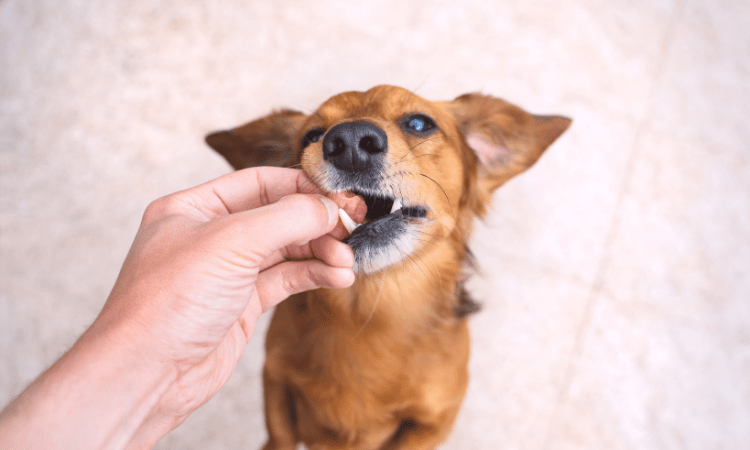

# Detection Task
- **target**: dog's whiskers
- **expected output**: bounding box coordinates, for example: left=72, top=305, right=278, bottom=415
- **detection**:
left=406, top=229, right=440, bottom=247
left=298, top=172, right=324, bottom=195
left=419, top=173, right=458, bottom=228
left=410, top=136, right=441, bottom=152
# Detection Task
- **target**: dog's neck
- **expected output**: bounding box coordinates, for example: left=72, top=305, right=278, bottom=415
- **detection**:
left=305, top=239, right=470, bottom=338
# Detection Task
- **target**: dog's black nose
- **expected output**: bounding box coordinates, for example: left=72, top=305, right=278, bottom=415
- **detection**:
left=322, top=121, right=387, bottom=173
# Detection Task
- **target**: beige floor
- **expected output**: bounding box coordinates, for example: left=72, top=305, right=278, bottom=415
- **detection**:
left=2, top=0, right=749, bottom=449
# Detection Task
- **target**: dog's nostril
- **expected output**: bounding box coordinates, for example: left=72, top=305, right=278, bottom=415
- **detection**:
left=359, top=136, right=383, bottom=155
left=332, top=138, right=346, bottom=157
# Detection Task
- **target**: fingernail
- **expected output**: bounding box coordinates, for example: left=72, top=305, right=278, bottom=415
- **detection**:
left=318, top=196, right=338, bottom=227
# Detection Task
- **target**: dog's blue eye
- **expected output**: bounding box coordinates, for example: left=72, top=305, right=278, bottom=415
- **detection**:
left=401, top=114, right=437, bottom=135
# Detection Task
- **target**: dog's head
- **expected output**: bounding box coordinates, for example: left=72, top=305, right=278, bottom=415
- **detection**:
left=207, top=85, right=570, bottom=275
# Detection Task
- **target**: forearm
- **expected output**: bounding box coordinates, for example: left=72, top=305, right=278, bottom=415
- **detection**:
left=0, top=320, right=179, bottom=450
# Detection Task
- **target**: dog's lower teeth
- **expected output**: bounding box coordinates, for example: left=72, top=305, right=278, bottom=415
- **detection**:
left=390, top=198, right=403, bottom=214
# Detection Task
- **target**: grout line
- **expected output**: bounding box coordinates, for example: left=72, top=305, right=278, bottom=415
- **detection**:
left=538, top=1, right=690, bottom=448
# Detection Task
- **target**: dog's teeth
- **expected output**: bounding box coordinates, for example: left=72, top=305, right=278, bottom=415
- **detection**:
left=391, top=198, right=403, bottom=214
left=339, top=208, right=359, bottom=234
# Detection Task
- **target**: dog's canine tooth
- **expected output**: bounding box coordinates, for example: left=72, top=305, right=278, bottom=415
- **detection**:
left=390, top=198, right=402, bottom=214
left=339, top=208, right=359, bottom=234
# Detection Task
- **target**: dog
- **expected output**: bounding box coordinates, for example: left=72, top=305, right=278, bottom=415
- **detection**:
left=206, top=85, right=570, bottom=449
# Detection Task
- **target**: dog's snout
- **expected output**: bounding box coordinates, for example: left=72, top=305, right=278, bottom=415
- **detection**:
left=323, top=121, right=387, bottom=172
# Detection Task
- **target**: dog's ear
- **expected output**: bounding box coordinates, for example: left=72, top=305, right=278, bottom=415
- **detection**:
left=448, top=93, right=571, bottom=192
left=205, top=109, right=308, bottom=170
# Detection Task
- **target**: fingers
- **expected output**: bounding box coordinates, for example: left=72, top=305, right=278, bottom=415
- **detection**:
left=310, top=234, right=355, bottom=268
left=145, top=168, right=322, bottom=225
left=258, top=234, right=354, bottom=272
left=231, top=194, right=340, bottom=260
left=245, top=194, right=360, bottom=312
left=253, top=260, right=355, bottom=312
left=168, top=167, right=368, bottom=222
left=201, top=168, right=367, bottom=220
left=142, top=168, right=369, bottom=246
left=210, top=167, right=323, bottom=213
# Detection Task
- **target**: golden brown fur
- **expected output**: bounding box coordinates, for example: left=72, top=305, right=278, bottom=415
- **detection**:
left=206, top=85, right=570, bottom=449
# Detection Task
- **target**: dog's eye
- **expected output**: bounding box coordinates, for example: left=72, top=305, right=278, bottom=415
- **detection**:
left=401, top=114, right=437, bottom=135
left=301, top=128, right=325, bottom=149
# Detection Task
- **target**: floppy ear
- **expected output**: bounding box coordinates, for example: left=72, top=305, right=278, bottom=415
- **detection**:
left=449, top=93, right=571, bottom=192
left=205, top=109, right=308, bottom=170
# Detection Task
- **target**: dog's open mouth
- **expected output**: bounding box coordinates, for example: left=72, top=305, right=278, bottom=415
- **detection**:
left=339, top=189, right=427, bottom=233
left=336, top=189, right=429, bottom=274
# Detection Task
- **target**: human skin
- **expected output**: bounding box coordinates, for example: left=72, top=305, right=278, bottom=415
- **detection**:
left=0, top=167, right=365, bottom=450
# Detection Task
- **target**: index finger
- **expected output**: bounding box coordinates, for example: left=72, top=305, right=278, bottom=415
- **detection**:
left=190, top=167, right=323, bottom=216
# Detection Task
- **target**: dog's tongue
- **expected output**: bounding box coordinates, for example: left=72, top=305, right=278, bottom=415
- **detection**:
left=326, top=192, right=367, bottom=234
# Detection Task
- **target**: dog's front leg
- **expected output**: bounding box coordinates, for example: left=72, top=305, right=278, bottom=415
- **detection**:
left=261, top=369, right=298, bottom=450
left=381, top=424, right=452, bottom=450
left=380, top=409, right=461, bottom=450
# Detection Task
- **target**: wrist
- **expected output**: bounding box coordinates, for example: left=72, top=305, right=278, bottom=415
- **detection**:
left=82, top=316, right=183, bottom=448
left=0, top=315, right=180, bottom=450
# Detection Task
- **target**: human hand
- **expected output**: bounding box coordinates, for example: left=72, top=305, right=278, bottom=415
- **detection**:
left=92, top=166, right=364, bottom=440
left=0, top=167, right=367, bottom=450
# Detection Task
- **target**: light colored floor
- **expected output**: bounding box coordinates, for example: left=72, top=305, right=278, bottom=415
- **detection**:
left=1, top=0, right=748, bottom=448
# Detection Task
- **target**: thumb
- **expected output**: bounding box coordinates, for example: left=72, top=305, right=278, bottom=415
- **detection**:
left=232, top=194, right=339, bottom=259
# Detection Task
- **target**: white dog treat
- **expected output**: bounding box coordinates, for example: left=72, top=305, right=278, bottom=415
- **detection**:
left=390, top=198, right=402, bottom=214
left=339, top=208, right=360, bottom=234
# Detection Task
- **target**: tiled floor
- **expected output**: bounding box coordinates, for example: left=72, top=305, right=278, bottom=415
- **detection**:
left=1, top=1, right=748, bottom=449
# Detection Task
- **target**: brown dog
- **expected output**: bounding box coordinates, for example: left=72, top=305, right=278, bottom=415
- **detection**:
left=206, top=85, right=570, bottom=449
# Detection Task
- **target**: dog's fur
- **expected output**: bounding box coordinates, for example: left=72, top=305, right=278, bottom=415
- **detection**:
left=206, top=86, right=570, bottom=449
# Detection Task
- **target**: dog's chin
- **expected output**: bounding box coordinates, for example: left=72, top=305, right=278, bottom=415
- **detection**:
left=344, top=210, right=426, bottom=274
left=330, top=187, right=428, bottom=275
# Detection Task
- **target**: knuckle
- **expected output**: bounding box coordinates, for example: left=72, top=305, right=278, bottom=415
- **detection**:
left=305, top=265, right=324, bottom=287
left=280, top=264, right=318, bottom=297
left=143, top=197, right=168, bottom=222
left=142, top=195, right=185, bottom=225
left=280, top=267, right=299, bottom=296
